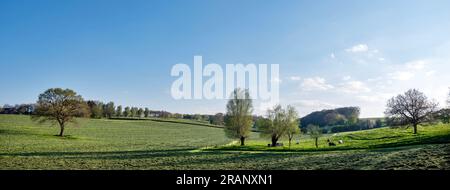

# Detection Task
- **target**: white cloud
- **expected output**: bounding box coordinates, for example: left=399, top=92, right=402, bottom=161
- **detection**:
left=346, top=44, right=369, bottom=53
left=342, top=76, right=351, bottom=81
left=289, top=76, right=302, bottom=81
left=292, top=100, right=341, bottom=115
left=293, top=100, right=340, bottom=108
left=356, top=93, right=394, bottom=103
left=338, top=80, right=371, bottom=94
left=389, top=71, right=414, bottom=81
left=301, top=77, right=334, bottom=91
left=367, top=77, right=383, bottom=82
left=387, top=59, right=431, bottom=81
left=406, top=60, right=429, bottom=70
left=425, top=70, right=436, bottom=76
left=271, top=77, right=282, bottom=84
left=330, top=53, right=335, bottom=59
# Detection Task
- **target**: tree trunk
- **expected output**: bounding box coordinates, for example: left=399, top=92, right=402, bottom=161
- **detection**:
left=59, top=123, right=65, bottom=137
left=413, top=124, right=418, bottom=134
left=271, top=136, right=278, bottom=147
left=315, top=138, right=318, bottom=148
left=240, top=136, right=245, bottom=146
left=288, top=138, right=292, bottom=149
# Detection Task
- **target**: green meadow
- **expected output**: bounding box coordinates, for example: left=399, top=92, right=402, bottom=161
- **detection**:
left=1, top=114, right=449, bottom=170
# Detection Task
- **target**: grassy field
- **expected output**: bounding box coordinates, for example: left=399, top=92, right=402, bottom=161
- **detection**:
left=1, top=114, right=449, bottom=170
left=211, top=124, right=450, bottom=152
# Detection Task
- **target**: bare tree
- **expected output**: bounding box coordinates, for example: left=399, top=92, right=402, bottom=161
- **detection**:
left=32, top=88, right=89, bottom=137
left=225, top=88, right=253, bottom=146
left=385, top=89, right=437, bottom=134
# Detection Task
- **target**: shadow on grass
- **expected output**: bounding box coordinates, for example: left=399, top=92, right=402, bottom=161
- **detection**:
left=0, top=129, right=32, bottom=135
left=209, top=133, right=450, bottom=153
left=0, top=148, right=294, bottom=167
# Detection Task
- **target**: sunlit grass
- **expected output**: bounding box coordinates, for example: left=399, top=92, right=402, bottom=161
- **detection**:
left=1, top=115, right=449, bottom=170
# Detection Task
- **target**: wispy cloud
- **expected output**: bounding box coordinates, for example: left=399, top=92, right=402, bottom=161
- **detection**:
left=292, top=99, right=341, bottom=116
left=342, top=75, right=351, bottom=81
left=356, top=93, right=394, bottom=103
left=346, top=44, right=369, bottom=53
left=405, top=60, right=429, bottom=70
left=289, top=76, right=302, bottom=81
left=388, top=59, right=431, bottom=81
left=389, top=71, right=415, bottom=81
left=301, top=77, right=334, bottom=91
left=338, top=80, right=371, bottom=94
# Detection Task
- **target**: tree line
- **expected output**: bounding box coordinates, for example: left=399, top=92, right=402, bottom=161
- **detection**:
left=0, top=100, right=225, bottom=125
left=2, top=87, right=449, bottom=144
left=223, top=88, right=450, bottom=147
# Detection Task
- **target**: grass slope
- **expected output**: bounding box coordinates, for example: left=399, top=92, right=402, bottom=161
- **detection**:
left=0, top=115, right=449, bottom=170
left=211, top=124, right=450, bottom=152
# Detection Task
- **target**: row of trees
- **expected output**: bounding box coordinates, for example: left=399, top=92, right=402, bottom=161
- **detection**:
left=20, top=87, right=450, bottom=139
left=28, top=88, right=183, bottom=136
left=223, top=88, right=450, bottom=147
left=330, top=118, right=383, bottom=133
left=300, top=107, right=360, bottom=128
left=0, top=104, right=35, bottom=115
left=86, top=101, right=176, bottom=119
left=224, top=89, right=301, bottom=148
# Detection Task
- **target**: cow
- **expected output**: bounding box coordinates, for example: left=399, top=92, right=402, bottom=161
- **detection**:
left=327, top=139, right=336, bottom=146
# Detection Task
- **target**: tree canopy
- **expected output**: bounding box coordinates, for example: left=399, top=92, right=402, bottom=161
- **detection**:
left=32, top=88, right=89, bottom=136
left=300, top=107, right=360, bottom=129
left=258, top=105, right=299, bottom=147
left=224, top=88, right=253, bottom=146
left=385, top=89, right=437, bottom=134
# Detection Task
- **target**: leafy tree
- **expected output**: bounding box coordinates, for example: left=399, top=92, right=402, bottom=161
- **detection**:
left=172, top=113, right=183, bottom=119
left=307, top=124, right=322, bottom=148
left=436, top=108, right=450, bottom=124
left=225, top=88, right=253, bottom=146
left=193, top=114, right=202, bottom=121
left=124, top=106, right=131, bottom=117
left=131, top=107, right=138, bottom=118
left=212, top=113, right=224, bottom=125
left=323, top=112, right=346, bottom=126
left=116, top=105, right=122, bottom=117
left=87, top=100, right=103, bottom=118
left=160, top=111, right=170, bottom=118
left=16, top=104, right=34, bottom=115
left=32, top=88, right=89, bottom=137
left=300, top=107, right=360, bottom=129
left=375, top=119, right=383, bottom=128
left=335, top=107, right=360, bottom=125
left=385, top=89, right=438, bottom=134
left=285, top=105, right=300, bottom=149
left=103, top=102, right=115, bottom=118
left=258, top=105, right=299, bottom=147
left=144, top=108, right=150, bottom=118
left=137, top=108, right=144, bottom=118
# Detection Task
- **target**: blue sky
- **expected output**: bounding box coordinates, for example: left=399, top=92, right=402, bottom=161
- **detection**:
left=1, top=0, right=450, bottom=117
